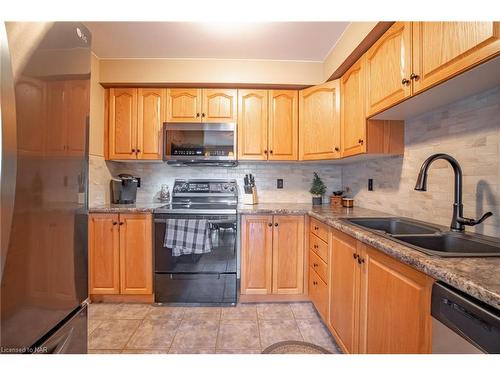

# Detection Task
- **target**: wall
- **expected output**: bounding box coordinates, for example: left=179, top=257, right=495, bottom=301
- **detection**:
left=89, top=161, right=342, bottom=206
left=89, top=52, right=105, bottom=157
left=99, top=58, right=324, bottom=86
left=322, top=22, right=378, bottom=80
left=342, top=87, right=500, bottom=237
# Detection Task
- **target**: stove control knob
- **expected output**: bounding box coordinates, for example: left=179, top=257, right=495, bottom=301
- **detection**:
left=229, top=186, right=235, bottom=192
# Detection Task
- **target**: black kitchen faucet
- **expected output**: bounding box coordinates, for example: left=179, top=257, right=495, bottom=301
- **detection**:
left=414, top=153, right=493, bottom=232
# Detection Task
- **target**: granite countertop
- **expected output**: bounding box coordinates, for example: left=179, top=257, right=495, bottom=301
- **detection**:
left=89, top=203, right=165, bottom=213
left=240, top=203, right=500, bottom=310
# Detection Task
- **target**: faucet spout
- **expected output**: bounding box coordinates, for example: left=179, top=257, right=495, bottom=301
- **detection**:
left=414, top=153, right=492, bottom=232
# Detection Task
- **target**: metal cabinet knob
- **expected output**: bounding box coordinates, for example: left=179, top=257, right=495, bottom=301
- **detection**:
left=269, top=150, right=273, bottom=154
left=196, top=113, right=200, bottom=117
left=112, top=221, right=118, bottom=226
left=313, top=263, right=318, bottom=267
left=119, top=222, right=124, bottom=226
left=131, top=149, right=136, bottom=153
left=410, top=73, right=420, bottom=81
left=264, top=150, right=268, bottom=154
left=314, top=226, right=319, bottom=230
left=313, top=281, right=318, bottom=286
left=268, top=223, right=272, bottom=227
left=313, top=244, right=318, bottom=249
left=334, top=147, right=340, bottom=152
left=353, top=253, right=358, bottom=260
left=401, top=78, right=411, bottom=86
left=358, top=139, right=364, bottom=145
left=201, top=113, right=206, bottom=117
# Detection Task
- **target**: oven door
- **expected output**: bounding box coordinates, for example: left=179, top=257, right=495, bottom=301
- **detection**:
left=163, top=122, right=236, bottom=162
left=154, top=214, right=237, bottom=274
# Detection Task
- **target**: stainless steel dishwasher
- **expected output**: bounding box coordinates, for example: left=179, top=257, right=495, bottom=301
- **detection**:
left=432, top=282, right=500, bottom=353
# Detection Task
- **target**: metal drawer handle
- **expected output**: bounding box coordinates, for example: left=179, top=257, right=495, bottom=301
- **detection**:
left=313, top=281, right=318, bottom=286
left=313, top=263, right=318, bottom=267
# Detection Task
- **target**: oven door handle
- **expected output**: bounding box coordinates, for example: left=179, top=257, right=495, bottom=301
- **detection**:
left=154, top=218, right=236, bottom=225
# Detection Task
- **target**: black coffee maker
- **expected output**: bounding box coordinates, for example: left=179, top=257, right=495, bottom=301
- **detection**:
left=111, top=174, right=139, bottom=204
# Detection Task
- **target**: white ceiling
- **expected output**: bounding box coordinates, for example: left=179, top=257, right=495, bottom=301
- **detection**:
left=85, top=22, right=349, bottom=61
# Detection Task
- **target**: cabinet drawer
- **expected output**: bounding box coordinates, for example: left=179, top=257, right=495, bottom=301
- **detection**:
left=310, top=218, right=329, bottom=243
left=309, top=250, right=328, bottom=284
left=309, top=268, right=328, bottom=320
left=310, top=233, right=328, bottom=263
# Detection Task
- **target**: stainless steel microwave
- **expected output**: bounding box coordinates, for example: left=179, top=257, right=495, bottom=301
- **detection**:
left=163, top=122, right=237, bottom=166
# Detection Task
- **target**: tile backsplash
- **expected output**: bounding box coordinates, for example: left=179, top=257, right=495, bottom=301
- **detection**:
left=342, top=86, right=500, bottom=237
left=89, top=87, right=500, bottom=237
left=89, top=158, right=342, bottom=205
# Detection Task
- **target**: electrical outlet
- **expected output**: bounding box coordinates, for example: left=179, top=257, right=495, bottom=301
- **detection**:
left=277, top=179, right=283, bottom=189
left=368, top=178, right=373, bottom=191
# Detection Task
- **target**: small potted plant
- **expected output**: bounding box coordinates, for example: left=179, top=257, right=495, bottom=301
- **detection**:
left=310, top=172, right=326, bottom=206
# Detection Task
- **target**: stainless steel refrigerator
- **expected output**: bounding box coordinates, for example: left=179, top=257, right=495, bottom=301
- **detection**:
left=1, top=22, right=91, bottom=354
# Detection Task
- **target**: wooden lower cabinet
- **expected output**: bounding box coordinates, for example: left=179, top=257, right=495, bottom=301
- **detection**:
left=240, top=215, right=305, bottom=297
left=326, top=228, right=433, bottom=354
left=328, top=229, right=359, bottom=353
left=358, top=244, right=433, bottom=353
left=88, top=213, right=152, bottom=298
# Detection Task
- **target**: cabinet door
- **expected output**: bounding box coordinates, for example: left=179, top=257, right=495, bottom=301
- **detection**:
left=119, top=214, right=153, bottom=295
left=365, top=22, right=412, bottom=116
left=109, top=88, right=138, bottom=160
left=341, top=57, right=366, bottom=158
left=358, top=244, right=433, bottom=354
left=166, top=88, right=202, bottom=123
left=88, top=214, right=120, bottom=295
left=65, top=80, right=90, bottom=155
left=299, top=80, right=340, bottom=160
left=272, top=215, right=304, bottom=295
left=240, top=215, right=273, bottom=294
left=45, top=81, right=67, bottom=156
left=137, top=88, right=165, bottom=160
left=413, top=22, right=500, bottom=93
left=268, top=90, right=298, bottom=161
left=202, top=88, right=237, bottom=123
left=237, top=89, right=268, bottom=160
left=15, top=77, right=46, bottom=154
left=329, top=230, right=360, bottom=354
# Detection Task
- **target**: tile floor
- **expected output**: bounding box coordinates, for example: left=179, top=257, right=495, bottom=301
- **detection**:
left=87, top=302, right=340, bottom=354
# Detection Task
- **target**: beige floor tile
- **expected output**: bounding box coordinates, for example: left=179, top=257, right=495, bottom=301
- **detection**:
left=182, top=307, right=221, bottom=320
left=170, top=320, right=219, bottom=349
left=88, top=319, right=141, bottom=350
left=216, top=349, right=262, bottom=354
left=289, top=303, right=319, bottom=320
left=113, top=304, right=152, bottom=320
left=88, top=319, right=103, bottom=335
left=146, top=306, right=185, bottom=320
left=256, top=303, right=294, bottom=320
left=221, top=305, right=257, bottom=320
left=258, top=319, right=302, bottom=350
left=88, top=303, right=121, bottom=320
left=126, top=319, right=181, bottom=349
left=216, top=320, right=260, bottom=350
left=296, top=319, right=339, bottom=353
left=87, top=349, right=122, bottom=354
left=168, top=348, right=216, bottom=354
left=122, top=349, right=169, bottom=354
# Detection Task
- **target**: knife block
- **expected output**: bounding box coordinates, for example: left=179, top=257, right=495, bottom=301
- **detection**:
left=241, top=186, right=258, bottom=205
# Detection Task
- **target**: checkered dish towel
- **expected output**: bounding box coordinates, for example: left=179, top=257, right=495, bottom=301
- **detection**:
left=164, top=219, right=212, bottom=256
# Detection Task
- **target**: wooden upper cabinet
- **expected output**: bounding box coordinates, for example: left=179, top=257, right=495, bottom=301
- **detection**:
left=88, top=214, right=120, bottom=295
left=268, top=90, right=298, bottom=161
left=45, top=81, right=66, bottom=155
left=358, top=244, right=433, bottom=354
left=299, top=80, right=340, bottom=161
left=137, top=88, right=165, bottom=160
left=237, top=89, right=268, bottom=160
left=109, top=88, right=138, bottom=160
left=329, top=230, right=360, bottom=354
left=341, top=57, right=366, bottom=158
left=15, top=77, right=46, bottom=154
left=119, top=213, right=153, bottom=295
left=272, top=215, right=304, bottom=295
left=202, top=88, right=237, bottom=122
left=240, top=215, right=273, bottom=294
left=412, top=22, right=500, bottom=94
left=365, top=22, right=412, bottom=116
left=65, top=80, right=89, bottom=155
left=166, top=88, right=201, bottom=122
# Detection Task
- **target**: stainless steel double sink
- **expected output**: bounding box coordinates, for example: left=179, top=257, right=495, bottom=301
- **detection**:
left=343, top=217, right=500, bottom=257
